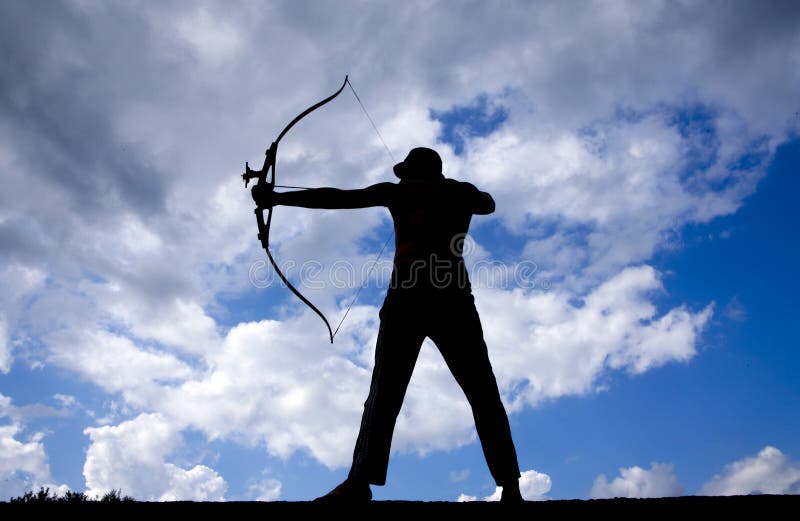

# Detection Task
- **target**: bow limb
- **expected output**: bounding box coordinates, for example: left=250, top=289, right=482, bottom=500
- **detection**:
left=257, top=203, right=334, bottom=343
left=266, top=248, right=335, bottom=344
left=274, top=75, right=349, bottom=147
left=253, top=76, right=348, bottom=175
left=250, top=76, right=348, bottom=343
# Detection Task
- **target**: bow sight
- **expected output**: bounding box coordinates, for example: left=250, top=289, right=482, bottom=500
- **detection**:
left=242, top=142, right=276, bottom=188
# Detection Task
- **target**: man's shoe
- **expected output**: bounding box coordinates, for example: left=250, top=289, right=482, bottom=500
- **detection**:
left=500, top=484, right=524, bottom=504
left=313, top=478, right=372, bottom=503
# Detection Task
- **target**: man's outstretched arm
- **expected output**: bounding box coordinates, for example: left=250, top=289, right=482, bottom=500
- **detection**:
left=254, top=182, right=394, bottom=209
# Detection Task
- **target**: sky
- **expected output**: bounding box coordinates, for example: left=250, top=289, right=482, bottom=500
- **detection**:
left=1, top=0, right=799, bottom=502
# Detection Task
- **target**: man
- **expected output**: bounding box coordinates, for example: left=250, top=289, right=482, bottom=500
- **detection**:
left=253, top=147, right=522, bottom=503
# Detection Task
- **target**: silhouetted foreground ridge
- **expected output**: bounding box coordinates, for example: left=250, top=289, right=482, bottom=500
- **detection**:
left=3, top=494, right=797, bottom=517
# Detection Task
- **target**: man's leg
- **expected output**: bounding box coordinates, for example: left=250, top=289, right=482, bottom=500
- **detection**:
left=316, top=298, right=425, bottom=502
left=428, top=294, right=521, bottom=497
left=349, top=313, right=425, bottom=485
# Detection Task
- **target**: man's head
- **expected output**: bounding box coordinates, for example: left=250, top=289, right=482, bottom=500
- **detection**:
left=393, top=147, right=443, bottom=181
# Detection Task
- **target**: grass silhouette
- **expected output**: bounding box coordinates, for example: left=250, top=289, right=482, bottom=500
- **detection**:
left=10, top=487, right=134, bottom=503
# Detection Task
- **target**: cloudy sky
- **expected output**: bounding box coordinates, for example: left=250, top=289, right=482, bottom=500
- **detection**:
left=1, top=0, right=799, bottom=502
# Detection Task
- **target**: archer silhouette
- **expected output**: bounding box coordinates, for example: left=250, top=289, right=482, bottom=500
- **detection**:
left=252, top=147, right=522, bottom=503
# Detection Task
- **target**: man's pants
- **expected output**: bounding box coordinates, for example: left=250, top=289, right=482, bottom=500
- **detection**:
left=348, top=290, right=520, bottom=486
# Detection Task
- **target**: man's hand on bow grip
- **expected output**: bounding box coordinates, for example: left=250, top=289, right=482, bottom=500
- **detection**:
left=251, top=184, right=277, bottom=208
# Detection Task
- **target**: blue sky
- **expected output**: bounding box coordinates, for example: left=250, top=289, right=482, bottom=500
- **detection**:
left=1, top=1, right=799, bottom=502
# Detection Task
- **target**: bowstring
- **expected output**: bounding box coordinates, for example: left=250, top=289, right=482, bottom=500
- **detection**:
left=332, top=231, right=393, bottom=339
left=331, top=77, right=396, bottom=340
left=346, top=78, right=397, bottom=163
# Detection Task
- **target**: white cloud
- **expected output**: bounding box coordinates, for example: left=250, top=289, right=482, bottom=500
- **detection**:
left=247, top=477, right=282, bottom=501
left=173, top=8, right=243, bottom=66
left=459, top=469, right=552, bottom=502
left=701, top=446, right=800, bottom=496
left=0, top=393, right=67, bottom=500
left=591, top=448, right=800, bottom=499
left=53, top=394, right=77, bottom=408
left=0, top=423, right=51, bottom=500
left=520, top=470, right=554, bottom=500
left=0, top=318, right=9, bottom=374
left=392, top=341, right=480, bottom=456
left=0, top=264, right=46, bottom=373
left=450, top=468, right=470, bottom=482
left=724, top=296, right=748, bottom=322
left=481, top=266, right=712, bottom=409
left=100, top=292, right=222, bottom=357
left=151, top=315, right=479, bottom=468
left=112, top=265, right=708, bottom=471
left=84, top=413, right=226, bottom=501
left=47, top=329, right=195, bottom=407
left=154, top=319, right=370, bottom=468
left=591, top=462, right=684, bottom=498
left=29, top=267, right=712, bottom=474
left=477, top=111, right=765, bottom=292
